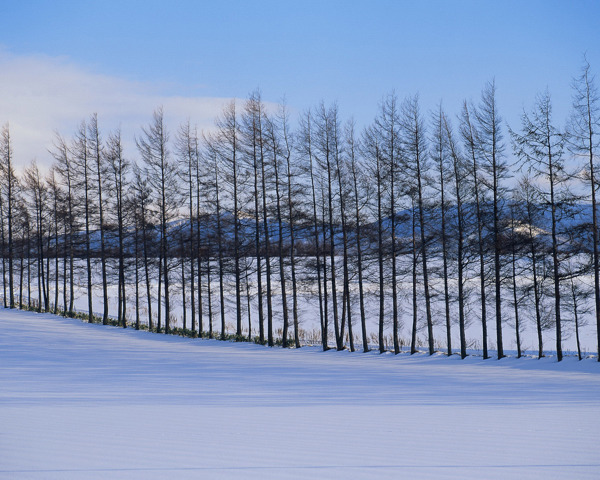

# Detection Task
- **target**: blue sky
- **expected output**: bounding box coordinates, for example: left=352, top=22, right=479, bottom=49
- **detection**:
left=1, top=0, right=599, bottom=167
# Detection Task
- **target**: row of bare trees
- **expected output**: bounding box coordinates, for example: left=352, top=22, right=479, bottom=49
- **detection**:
left=1, top=62, right=599, bottom=361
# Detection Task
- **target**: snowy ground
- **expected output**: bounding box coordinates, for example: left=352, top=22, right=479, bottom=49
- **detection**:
left=1, top=308, right=599, bottom=479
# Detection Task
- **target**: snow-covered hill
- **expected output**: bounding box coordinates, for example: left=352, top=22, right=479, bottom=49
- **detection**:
left=1, top=308, right=599, bottom=479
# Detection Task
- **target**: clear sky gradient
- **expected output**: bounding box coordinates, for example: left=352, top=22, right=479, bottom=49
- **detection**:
left=1, top=0, right=599, bottom=168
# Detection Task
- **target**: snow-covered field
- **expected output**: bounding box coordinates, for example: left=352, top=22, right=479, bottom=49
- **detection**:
left=1, top=308, right=599, bottom=479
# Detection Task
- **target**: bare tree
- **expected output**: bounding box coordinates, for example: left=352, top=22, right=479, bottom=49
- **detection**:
left=88, top=114, right=109, bottom=324
left=72, top=121, right=94, bottom=322
left=314, top=102, right=343, bottom=349
left=0, top=124, right=16, bottom=308
left=176, top=120, right=198, bottom=333
left=23, top=162, right=48, bottom=312
left=476, top=80, right=507, bottom=359
left=507, top=198, right=525, bottom=358
left=214, top=101, right=244, bottom=339
left=362, top=123, right=387, bottom=353
left=461, top=101, right=490, bottom=359
left=567, top=58, right=600, bottom=361
left=514, top=177, right=546, bottom=358
left=106, top=129, right=129, bottom=327
left=432, top=105, right=452, bottom=355
left=401, top=95, right=434, bottom=355
left=14, top=197, right=29, bottom=309
left=0, top=184, right=6, bottom=307
left=373, top=93, right=402, bottom=353
left=202, top=134, right=228, bottom=339
left=137, top=107, right=179, bottom=333
left=283, top=109, right=301, bottom=348
left=264, top=110, right=291, bottom=346
left=241, top=92, right=267, bottom=343
left=50, top=133, right=76, bottom=314
left=444, top=113, right=469, bottom=358
left=132, top=165, right=154, bottom=330
left=298, top=110, right=327, bottom=350
left=346, top=120, right=369, bottom=352
left=46, top=168, right=61, bottom=314
left=511, top=90, right=567, bottom=360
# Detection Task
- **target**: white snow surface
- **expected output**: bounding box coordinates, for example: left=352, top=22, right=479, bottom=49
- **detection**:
left=1, top=308, right=599, bottom=479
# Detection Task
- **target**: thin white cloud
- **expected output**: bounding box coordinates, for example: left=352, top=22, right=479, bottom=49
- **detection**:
left=0, top=48, right=233, bottom=171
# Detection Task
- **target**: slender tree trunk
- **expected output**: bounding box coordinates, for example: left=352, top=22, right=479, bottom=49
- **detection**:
left=314, top=198, right=325, bottom=350
left=45, top=233, right=50, bottom=311
left=37, top=222, right=42, bottom=312
left=492, top=146, right=504, bottom=360
left=285, top=148, right=300, bottom=349
left=549, top=160, right=562, bottom=361
left=196, top=152, right=203, bottom=336
left=570, top=278, right=582, bottom=361
left=118, top=199, right=125, bottom=328
left=391, top=172, right=399, bottom=354
left=416, top=145, right=434, bottom=355
left=590, top=144, right=600, bottom=362
left=181, top=235, right=187, bottom=331
left=215, top=165, right=226, bottom=339
left=307, top=121, right=326, bottom=350
left=376, top=146, right=385, bottom=353
left=1, top=194, right=7, bottom=308
left=142, top=203, right=153, bottom=331
left=162, top=194, right=170, bottom=334
left=333, top=140, right=351, bottom=350
left=121, top=264, right=126, bottom=327
left=435, top=109, right=452, bottom=356
left=326, top=154, right=341, bottom=350
left=53, top=193, right=59, bottom=314
left=445, top=115, right=467, bottom=357
left=117, top=254, right=123, bottom=325
left=457, top=204, right=466, bottom=359
left=135, top=224, right=140, bottom=330
left=63, top=222, right=67, bottom=313
left=1, top=126, right=15, bottom=308
left=231, top=114, right=242, bottom=340
left=27, top=225, right=31, bottom=309
left=253, top=135, right=265, bottom=344
left=77, top=125, right=93, bottom=322
left=37, top=198, right=46, bottom=312
left=261, top=139, right=274, bottom=346
left=8, top=156, right=14, bottom=310
left=186, top=130, right=196, bottom=333
left=245, top=260, right=252, bottom=338
left=321, top=193, right=330, bottom=349
left=272, top=140, right=289, bottom=347
left=157, top=251, right=162, bottom=332
left=511, top=217, right=522, bottom=358
left=388, top=115, right=399, bottom=355
left=350, top=151, right=368, bottom=352
left=90, top=116, right=109, bottom=325
left=19, top=242, right=24, bottom=309
left=411, top=198, right=419, bottom=354
left=528, top=211, right=544, bottom=358
left=447, top=122, right=467, bottom=358
left=207, top=255, right=214, bottom=338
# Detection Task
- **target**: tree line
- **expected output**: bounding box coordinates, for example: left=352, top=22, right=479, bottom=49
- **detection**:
left=1, top=62, right=599, bottom=361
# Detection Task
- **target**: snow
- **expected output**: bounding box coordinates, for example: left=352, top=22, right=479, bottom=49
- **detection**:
left=1, top=308, right=599, bottom=479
